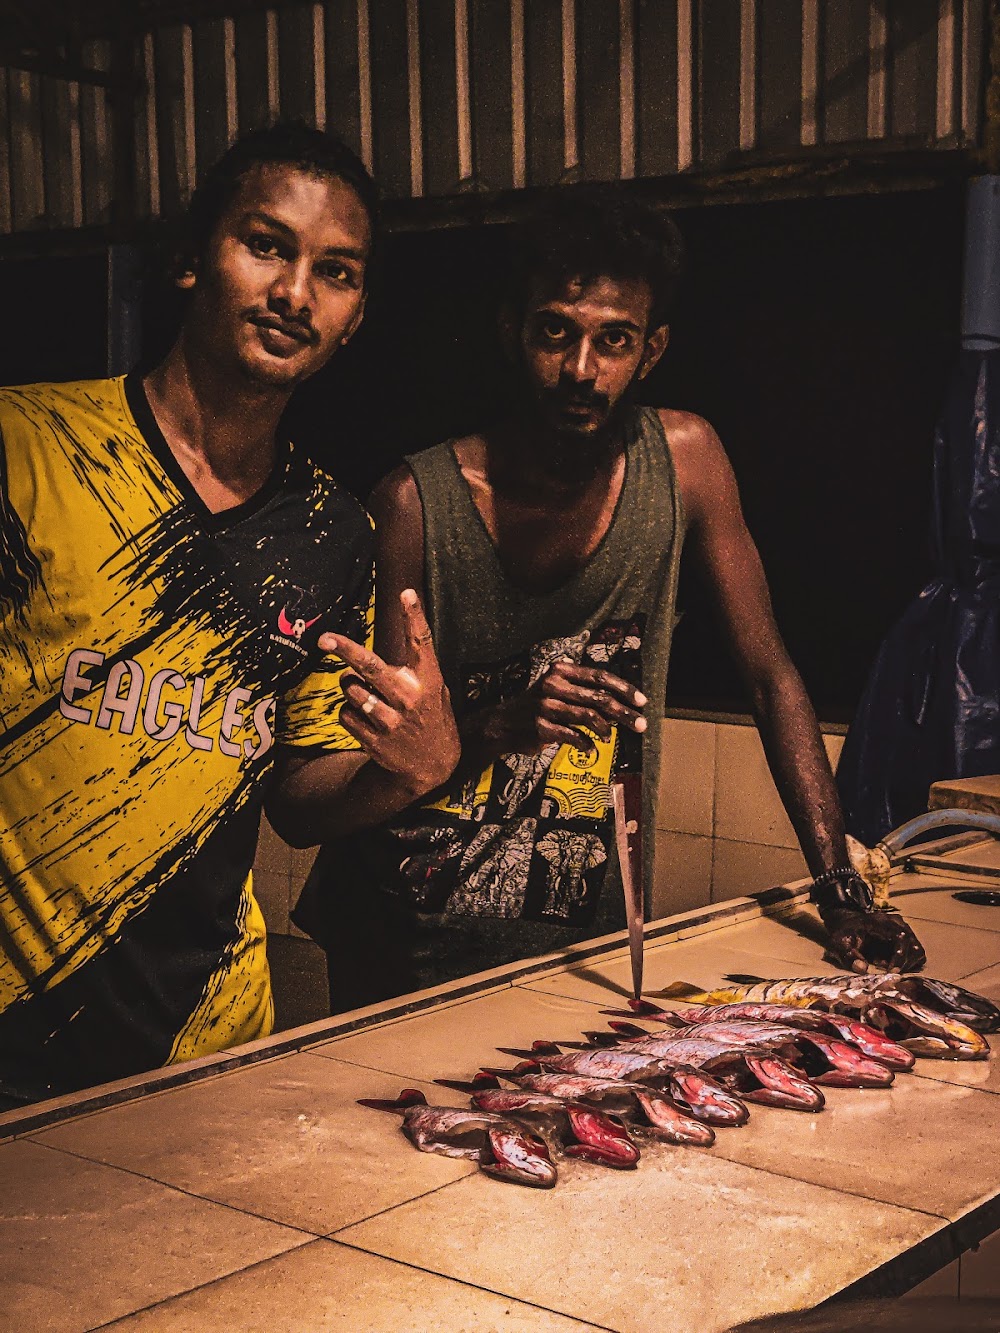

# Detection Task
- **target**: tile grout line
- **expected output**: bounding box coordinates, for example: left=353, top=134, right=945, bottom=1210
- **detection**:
left=24, top=1138, right=329, bottom=1241
left=86, top=1235, right=322, bottom=1332
left=326, top=1235, right=620, bottom=1332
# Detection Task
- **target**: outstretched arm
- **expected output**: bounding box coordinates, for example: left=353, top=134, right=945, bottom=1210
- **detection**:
left=665, top=410, right=924, bottom=972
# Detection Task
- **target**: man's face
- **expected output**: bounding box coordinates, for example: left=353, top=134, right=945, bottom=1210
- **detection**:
left=181, top=163, right=371, bottom=390
left=517, top=273, right=663, bottom=441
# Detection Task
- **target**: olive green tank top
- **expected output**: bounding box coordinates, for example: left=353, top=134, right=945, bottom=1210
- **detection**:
left=400, top=405, right=685, bottom=920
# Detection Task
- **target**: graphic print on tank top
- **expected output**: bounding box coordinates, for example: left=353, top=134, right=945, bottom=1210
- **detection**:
left=387, top=615, right=644, bottom=925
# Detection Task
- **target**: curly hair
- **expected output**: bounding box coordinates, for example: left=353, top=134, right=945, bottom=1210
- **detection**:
left=174, top=120, right=378, bottom=278
left=509, top=193, right=684, bottom=328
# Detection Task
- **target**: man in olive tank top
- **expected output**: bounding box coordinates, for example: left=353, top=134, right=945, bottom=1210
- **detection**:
left=290, top=197, right=925, bottom=1009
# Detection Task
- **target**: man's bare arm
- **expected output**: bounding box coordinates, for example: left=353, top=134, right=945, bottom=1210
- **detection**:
left=665, top=409, right=924, bottom=971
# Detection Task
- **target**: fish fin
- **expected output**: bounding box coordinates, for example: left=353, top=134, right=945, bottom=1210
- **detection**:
left=607, top=1021, right=647, bottom=1037
left=357, top=1088, right=427, bottom=1113
left=482, top=1061, right=541, bottom=1077
left=724, top=974, right=770, bottom=985
left=434, top=1074, right=500, bottom=1093
left=497, top=1046, right=543, bottom=1058
left=655, top=981, right=707, bottom=1000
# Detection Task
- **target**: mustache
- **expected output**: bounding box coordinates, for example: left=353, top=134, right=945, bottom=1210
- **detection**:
left=246, top=308, right=318, bottom=346
left=547, top=381, right=611, bottom=412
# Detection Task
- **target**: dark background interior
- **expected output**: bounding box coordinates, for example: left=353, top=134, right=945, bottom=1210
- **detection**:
left=0, top=183, right=964, bottom=720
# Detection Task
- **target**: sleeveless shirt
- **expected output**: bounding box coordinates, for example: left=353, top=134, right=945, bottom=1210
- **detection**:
left=375, top=405, right=685, bottom=922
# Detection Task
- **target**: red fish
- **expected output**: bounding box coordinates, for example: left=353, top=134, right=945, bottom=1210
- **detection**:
left=469, top=1088, right=640, bottom=1169
left=357, top=1088, right=557, bottom=1188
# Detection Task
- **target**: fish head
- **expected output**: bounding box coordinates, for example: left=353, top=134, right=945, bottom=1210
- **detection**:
left=481, top=1125, right=558, bottom=1187
left=818, top=1016, right=915, bottom=1071
left=899, top=977, right=1000, bottom=1034
left=797, top=1035, right=895, bottom=1087
left=879, top=998, right=990, bottom=1060
left=563, top=1108, right=640, bottom=1168
left=740, top=1056, right=825, bottom=1112
left=667, top=1065, right=750, bottom=1126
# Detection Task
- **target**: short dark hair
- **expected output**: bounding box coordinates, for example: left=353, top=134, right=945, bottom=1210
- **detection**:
left=509, top=194, right=684, bottom=329
left=178, top=120, right=378, bottom=274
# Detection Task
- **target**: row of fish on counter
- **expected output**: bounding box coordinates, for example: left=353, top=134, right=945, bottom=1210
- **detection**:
left=359, top=972, right=1000, bottom=1188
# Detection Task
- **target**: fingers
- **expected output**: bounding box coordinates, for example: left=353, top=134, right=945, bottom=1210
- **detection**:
left=323, top=635, right=418, bottom=710
left=543, top=663, right=647, bottom=733
left=828, top=927, right=868, bottom=974
left=399, top=588, right=438, bottom=667
left=552, top=661, right=647, bottom=708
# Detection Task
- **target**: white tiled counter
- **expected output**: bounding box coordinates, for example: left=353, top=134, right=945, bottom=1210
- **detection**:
left=3, top=840, right=1000, bottom=1332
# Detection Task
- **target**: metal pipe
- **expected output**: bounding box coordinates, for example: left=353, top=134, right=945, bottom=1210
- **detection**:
left=961, top=174, right=1000, bottom=349
left=877, top=807, right=1000, bottom=857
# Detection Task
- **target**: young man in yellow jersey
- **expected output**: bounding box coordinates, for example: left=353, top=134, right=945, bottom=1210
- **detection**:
left=0, top=124, right=457, bottom=1109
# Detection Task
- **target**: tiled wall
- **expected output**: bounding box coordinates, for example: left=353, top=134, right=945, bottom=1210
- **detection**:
left=253, top=711, right=845, bottom=936
left=653, top=712, right=846, bottom=920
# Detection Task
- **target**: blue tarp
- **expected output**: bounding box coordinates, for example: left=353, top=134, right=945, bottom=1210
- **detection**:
left=837, top=349, right=1000, bottom=845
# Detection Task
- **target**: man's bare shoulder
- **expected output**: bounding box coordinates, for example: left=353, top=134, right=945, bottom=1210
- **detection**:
left=656, top=408, right=723, bottom=455
left=654, top=409, right=736, bottom=518
left=369, top=463, right=422, bottom=528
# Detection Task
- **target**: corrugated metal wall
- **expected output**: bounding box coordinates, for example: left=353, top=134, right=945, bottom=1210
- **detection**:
left=0, top=0, right=989, bottom=237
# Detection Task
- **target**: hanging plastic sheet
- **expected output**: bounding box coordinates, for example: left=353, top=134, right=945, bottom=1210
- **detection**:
left=837, top=349, right=1000, bottom=846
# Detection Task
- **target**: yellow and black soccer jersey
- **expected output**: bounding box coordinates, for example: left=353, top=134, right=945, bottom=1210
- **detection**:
left=0, top=376, right=373, bottom=1105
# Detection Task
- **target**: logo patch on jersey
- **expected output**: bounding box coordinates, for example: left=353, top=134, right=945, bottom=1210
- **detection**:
left=276, top=607, right=321, bottom=641
left=270, top=584, right=323, bottom=653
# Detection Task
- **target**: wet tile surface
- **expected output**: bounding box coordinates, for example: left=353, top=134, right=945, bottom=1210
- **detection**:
left=337, top=1146, right=935, bottom=1333
left=890, top=875, right=1000, bottom=933
left=313, top=985, right=613, bottom=1084
left=0, top=1139, right=305, bottom=1333
left=704, top=1074, right=1000, bottom=1219
left=34, top=1056, right=477, bottom=1236
left=108, top=1241, right=605, bottom=1331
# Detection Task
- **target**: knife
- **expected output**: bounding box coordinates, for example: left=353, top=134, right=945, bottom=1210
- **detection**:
left=612, top=774, right=644, bottom=999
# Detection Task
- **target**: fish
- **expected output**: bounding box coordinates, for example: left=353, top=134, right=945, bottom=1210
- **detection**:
left=611, top=999, right=917, bottom=1072
left=673, top=1022, right=896, bottom=1088
left=658, top=1003, right=916, bottom=1072
left=357, top=1088, right=558, bottom=1187
left=530, top=1027, right=833, bottom=1109
left=488, top=1047, right=751, bottom=1126
left=656, top=974, right=993, bottom=1060
left=468, top=1088, right=640, bottom=1168
left=584, top=1017, right=892, bottom=1093
left=439, top=1071, right=715, bottom=1147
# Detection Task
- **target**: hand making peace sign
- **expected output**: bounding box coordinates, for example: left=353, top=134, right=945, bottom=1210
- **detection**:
left=320, top=588, right=461, bottom=794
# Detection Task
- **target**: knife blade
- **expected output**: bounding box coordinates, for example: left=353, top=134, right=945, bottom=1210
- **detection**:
left=612, top=776, right=644, bottom=999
